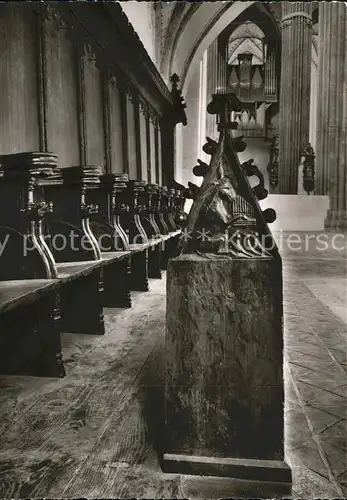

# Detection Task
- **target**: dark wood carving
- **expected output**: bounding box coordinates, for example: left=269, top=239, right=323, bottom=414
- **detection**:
left=133, top=183, right=161, bottom=280
left=38, top=164, right=106, bottom=335
left=88, top=173, right=130, bottom=252
left=117, top=180, right=149, bottom=291
left=267, top=134, right=279, bottom=189
left=170, top=74, right=187, bottom=127
left=164, top=95, right=289, bottom=483
left=178, top=93, right=278, bottom=258
left=158, top=187, right=170, bottom=235
left=87, top=173, right=132, bottom=306
left=150, top=187, right=166, bottom=235
left=39, top=165, right=103, bottom=262
left=301, top=143, right=315, bottom=195
left=166, top=189, right=178, bottom=232
left=139, top=184, right=163, bottom=279
left=0, top=281, right=64, bottom=378
left=0, top=152, right=58, bottom=280
left=169, top=181, right=190, bottom=228
left=138, top=184, right=161, bottom=240
left=0, top=152, right=65, bottom=378
left=119, top=180, right=148, bottom=246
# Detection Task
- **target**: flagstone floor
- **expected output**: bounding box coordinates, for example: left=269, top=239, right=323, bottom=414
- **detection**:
left=280, top=233, right=347, bottom=498
left=0, top=232, right=345, bottom=498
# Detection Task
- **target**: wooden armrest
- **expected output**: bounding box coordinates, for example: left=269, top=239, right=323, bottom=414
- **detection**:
left=129, top=243, right=150, bottom=253
left=56, top=261, right=103, bottom=282
left=101, top=251, right=131, bottom=264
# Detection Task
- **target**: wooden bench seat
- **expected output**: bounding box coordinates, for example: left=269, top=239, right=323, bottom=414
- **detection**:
left=0, top=279, right=59, bottom=313
left=0, top=229, right=181, bottom=379
left=0, top=152, right=183, bottom=378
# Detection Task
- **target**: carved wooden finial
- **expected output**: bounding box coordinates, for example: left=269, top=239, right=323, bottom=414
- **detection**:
left=177, top=92, right=278, bottom=258
left=193, top=159, right=209, bottom=178
left=170, top=74, right=187, bottom=126
left=170, top=73, right=180, bottom=89
left=207, top=93, right=241, bottom=131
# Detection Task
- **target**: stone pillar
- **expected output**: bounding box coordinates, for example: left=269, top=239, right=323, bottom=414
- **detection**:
left=316, top=3, right=347, bottom=230
left=279, top=3, right=312, bottom=194
left=206, top=39, right=219, bottom=139
left=198, top=51, right=208, bottom=164
left=163, top=254, right=291, bottom=489
left=309, top=38, right=318, bottom=150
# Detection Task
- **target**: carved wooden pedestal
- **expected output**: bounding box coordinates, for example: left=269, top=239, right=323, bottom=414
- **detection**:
left=164, top=254, right=291, bottom=487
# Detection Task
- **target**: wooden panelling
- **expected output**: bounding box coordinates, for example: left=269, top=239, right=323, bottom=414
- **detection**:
left=102, top=79, right=112, bottom=174
left=109, top=81, right=124, bottom=173
left=0, top=4, right=40, bottom=154
left=44, top=16, right=80, bottom=167
left=154, top=126, right=160, bottom=185
left=120, top=91, right=129, bottom=175
left=149, top=120, right=156, bottom=184
left=133, top=100, right=142, bottom=181
left=139, top=112, right=148, bottom=182
left=76, top=47, right=87, bottom=165
left=157, top=126, right=163, bottom=186
left=126, top=95, right=137, bottom=180
left=83, top=51, right=105, bottom=168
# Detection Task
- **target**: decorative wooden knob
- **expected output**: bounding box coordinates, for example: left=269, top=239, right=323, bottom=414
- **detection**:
left=203, top=137, right=218, bottom=155
left=193, top=159, right=209, bottom=177
left=262, top=208, right=276, bottom=224
left=231, top=136, right=247, bottom=152
left=252, top=185, right=268, bottom=201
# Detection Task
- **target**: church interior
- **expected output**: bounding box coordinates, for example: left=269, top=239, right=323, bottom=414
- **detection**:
left=0, top=1, right=346, bottom=498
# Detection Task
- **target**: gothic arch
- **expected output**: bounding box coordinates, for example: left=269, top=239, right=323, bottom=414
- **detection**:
left=160, top=3, right=198, bottom=80
left=163, top=1, right=281, bottom=93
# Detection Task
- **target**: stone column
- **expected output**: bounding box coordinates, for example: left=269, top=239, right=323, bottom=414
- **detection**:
left=316, top=3, right=347, bottom=230
left=206, top=39, right=219, bottom=139
left=279, top=3, right=312, bottom=194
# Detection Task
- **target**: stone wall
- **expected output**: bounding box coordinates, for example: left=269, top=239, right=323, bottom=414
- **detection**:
left=181, top=65, right=201, bottom=188
left=310, top=37, right=318, bottom=149
left=119, top=2, right=156, bottom=64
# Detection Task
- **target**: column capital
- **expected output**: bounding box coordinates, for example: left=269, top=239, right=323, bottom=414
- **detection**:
left=281, top=11, right=312, bottom=29
left=282, top=11, right=312, bottom=22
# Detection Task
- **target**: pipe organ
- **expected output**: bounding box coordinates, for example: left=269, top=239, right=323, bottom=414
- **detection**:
left=227, top=46, right=278, bottom=102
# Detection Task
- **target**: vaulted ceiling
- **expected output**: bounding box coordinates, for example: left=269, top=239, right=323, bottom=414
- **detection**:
left=228, top=21, right=266, bottom=65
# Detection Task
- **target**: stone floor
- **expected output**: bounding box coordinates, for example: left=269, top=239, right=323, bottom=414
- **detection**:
left=0, top=232, right=346, bottom=498
left=280, top=233, right=347, bottom=498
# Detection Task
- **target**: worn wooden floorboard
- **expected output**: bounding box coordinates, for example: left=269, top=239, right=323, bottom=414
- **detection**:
left=52, top=336, right=183, bottom=499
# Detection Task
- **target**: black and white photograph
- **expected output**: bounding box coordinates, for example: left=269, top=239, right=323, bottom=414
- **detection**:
left=0, top=1, right=346, bottom=498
